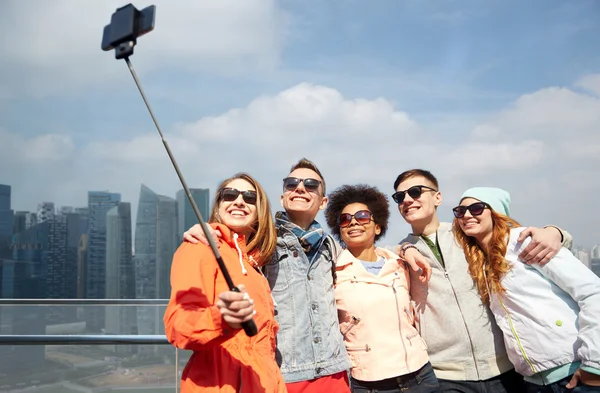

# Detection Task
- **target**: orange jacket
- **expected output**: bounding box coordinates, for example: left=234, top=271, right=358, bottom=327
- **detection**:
left=164, top=223, right=286, bottom=393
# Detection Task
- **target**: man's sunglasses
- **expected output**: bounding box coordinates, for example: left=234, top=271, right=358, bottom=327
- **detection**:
left=392, top=185, right=437, bottom=204
left=219, top=188, right=258, bottom=205
left=338, top=210, right=373, bottom=228
left=452, top=202, right=490, bottom=218
left=282, top=177, right=321, bottom=193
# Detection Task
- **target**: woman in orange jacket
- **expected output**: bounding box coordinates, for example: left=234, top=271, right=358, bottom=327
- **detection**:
left=163, top=173, right=286, bottom=393
left=324, top=184, right=437, bottom=393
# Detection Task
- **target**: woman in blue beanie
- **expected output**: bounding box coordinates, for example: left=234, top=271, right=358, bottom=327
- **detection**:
left=452, top=187, right=600, bottom=393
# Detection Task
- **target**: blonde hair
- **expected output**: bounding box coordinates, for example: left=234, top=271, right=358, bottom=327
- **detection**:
left=209, top=173, right=277, bottom=266
left=453, top=210, right=521, bottom=304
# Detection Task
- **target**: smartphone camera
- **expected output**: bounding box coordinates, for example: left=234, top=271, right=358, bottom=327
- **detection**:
left=101, top=3, right=156, bottom=59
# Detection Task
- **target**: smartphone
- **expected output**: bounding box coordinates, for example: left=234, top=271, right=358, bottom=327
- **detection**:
left=101, top=4, right=156, bottom=51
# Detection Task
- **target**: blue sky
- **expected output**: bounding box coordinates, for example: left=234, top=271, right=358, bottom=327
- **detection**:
left=1, top=0, right=599, bottom=248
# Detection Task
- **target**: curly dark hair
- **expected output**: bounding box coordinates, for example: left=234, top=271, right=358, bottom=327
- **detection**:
left=325, top=184, right=390, bottom=243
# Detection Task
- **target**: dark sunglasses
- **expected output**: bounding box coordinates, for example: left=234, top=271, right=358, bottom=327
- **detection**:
left=219, top=188, right=258, bottom=205
left=338, top=210, right=373, bottom=228
left=392, top=185, right=437, bottom=204
left=452, top=202, right=490, bottom=218
left=282, top=177, right=321, bottom=193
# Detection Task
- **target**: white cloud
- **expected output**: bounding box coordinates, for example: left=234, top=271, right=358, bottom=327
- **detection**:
left=471, top=85, right=600, bottom=155
left=3, top=76, right=600, bottom=247
left=576, top=74, right=600, bottom=97
left=0, top=129, right=75, bottom=164
left=178, top=83, right=422, bottom=149
left=0, top=0, right=288, bottom=96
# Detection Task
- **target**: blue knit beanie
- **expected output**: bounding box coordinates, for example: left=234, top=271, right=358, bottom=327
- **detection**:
left=460, top=187, right=511, bottom=217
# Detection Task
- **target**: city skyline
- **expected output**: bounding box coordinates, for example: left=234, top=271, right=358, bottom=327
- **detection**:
left=0, top=180, right=196, bottom=385
left=5, top=183, right=211, bottom=251
left=2, top=181, right=600, bottom=251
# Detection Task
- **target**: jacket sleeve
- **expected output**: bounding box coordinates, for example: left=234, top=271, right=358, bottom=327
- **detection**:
left=163, top=242, right=235, bottom=351
left=524, top=244, right=600, bottom=373
left=544, top=225, right=573, bottom=250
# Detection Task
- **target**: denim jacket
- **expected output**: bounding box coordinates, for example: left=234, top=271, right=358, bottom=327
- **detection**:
left=262, top=223, right=350, bottom=383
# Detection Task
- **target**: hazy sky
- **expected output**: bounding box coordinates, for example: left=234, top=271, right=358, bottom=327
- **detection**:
left=1, top=0, right=599, bottom=247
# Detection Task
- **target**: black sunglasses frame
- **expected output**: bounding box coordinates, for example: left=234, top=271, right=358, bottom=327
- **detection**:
left=219, top=188, right=258, bottom=205
left=452, top=202, right=490, bottom=218
left=338, top=210, right=374, bottom=228
left=392, top=185, right=437, bottom=204
left=282, top=177, right=322, bottom=193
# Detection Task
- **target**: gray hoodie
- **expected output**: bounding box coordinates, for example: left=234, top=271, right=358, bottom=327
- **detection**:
left=401, top=222, right=572, bottom=381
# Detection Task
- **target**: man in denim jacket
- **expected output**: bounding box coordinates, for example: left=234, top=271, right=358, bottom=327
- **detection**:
left=184, top=158, right=351, bottom=393
left=265, top=158, right=350, bottom=392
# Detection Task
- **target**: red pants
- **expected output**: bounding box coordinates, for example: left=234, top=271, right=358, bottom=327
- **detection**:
left=286, top=371, right=350, bottom=393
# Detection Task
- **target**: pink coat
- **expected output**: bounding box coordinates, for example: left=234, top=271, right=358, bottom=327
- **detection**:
left=335, top=247, right=430, bottom=382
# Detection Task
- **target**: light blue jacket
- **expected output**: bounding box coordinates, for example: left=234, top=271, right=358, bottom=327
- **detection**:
left=262, top=222, right=350, bottom=383
left=489, top=227, right=600, bottom=384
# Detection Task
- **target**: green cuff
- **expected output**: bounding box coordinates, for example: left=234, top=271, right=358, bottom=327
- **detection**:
left=581, top=365, right=600, bottom=376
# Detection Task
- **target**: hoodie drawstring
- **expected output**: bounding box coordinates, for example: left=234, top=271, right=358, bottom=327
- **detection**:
left=233, top=233, right=248, bottom=275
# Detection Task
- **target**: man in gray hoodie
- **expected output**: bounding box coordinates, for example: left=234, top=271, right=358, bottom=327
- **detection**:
left=393, top=169, right=571, bottom=393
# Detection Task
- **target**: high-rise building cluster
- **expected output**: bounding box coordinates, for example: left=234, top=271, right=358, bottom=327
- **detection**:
left=0, top=183, right=210, bottom=343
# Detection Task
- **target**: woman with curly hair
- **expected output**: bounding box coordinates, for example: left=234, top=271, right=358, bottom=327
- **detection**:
left=325, top=184, right=438, bottom=393
left=453, top=187, right=600, bottom=393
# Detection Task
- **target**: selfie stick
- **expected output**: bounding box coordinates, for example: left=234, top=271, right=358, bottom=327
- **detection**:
left=101, top=3, right=258, bottom=337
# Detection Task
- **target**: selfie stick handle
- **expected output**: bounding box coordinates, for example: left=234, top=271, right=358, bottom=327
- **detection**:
left=124, top=56, right=258, bottom=337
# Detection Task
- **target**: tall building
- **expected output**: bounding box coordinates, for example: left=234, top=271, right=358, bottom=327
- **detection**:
left=24, top=212, right=37, bottom=229
left=46, top=210, right=89, bottom=324
left=0, top=259, right=45, bottom=376
left=59, top=206, right=74, bottom=214
left=176, top=188, right=210, bottom=239
left=76, top=234, right=88, bottom=299
left=7, top=222, right=48, bottom=297
left=0, top=185, right=13, bottom=259
left=73, top=206, right=90, bottom=300
left=36, top=202, right=55, bottom=223
left=0, top=185, right=10, bottom=210
left=105, top=202, right=137, bottom=344
left=86, top=191, right=121, bottom=332
left=44, top=212, right=77, bottom=324
left=75, top=207, right=89, bottom=221
left=2, top=222, right=48, bottom=376
left=13, top=211, right=28, bottom=235
left=591, top=245, right=600, bottom=260
left=64, top=211, right=88, bottom=298
left=135, top=185, right=178, bottom=338
left=46, top=214, right=68, bottom=299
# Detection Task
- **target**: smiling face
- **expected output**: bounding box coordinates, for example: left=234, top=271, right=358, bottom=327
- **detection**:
left=339, top=202, right=380, bottom=253
left=395, top=175, right=441, bottom=226
left=280, top=167, right=328, bottom=225
left=457, top=197, right=494, bottom=243
left=217, top=178, right=258, bottom=237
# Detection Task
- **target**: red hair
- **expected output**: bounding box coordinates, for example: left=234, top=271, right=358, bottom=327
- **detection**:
left=453, top=210, right=521, bottom=303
